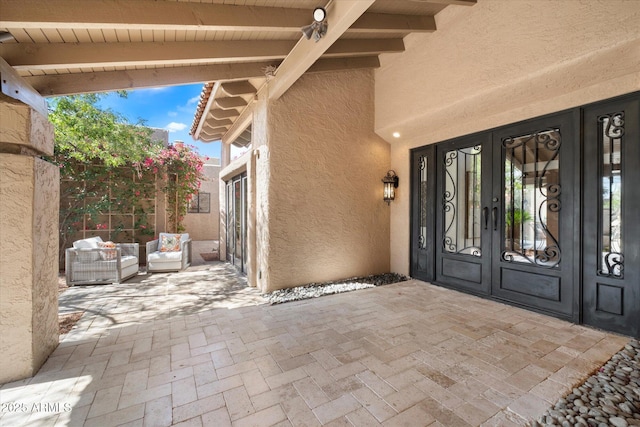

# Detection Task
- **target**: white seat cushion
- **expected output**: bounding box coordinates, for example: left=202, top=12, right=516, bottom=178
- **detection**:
left=71, top=255, right=138, bottom=271
left=147, top=251, right=183, bottom=262
left=119, top=255, right=138, bottom=269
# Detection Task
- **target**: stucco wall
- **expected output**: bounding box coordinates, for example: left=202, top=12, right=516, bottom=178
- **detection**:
left=31, top=157, right=60, bottom=373
left=1, top=95, right=58, bottom=383
left=0, top=95, right=53, bottom=156
left=374, top=0, right=640, bottom=275
left=263, top=69, right=391, bottom=291
left=183, top=158, right=221, bottom=240
left=0, top=155, right=58, bottom=383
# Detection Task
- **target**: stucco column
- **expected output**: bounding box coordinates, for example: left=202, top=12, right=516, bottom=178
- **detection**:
left=221, top=142, right=231, bottom=168
left=0, top=94, right=59, bottom=383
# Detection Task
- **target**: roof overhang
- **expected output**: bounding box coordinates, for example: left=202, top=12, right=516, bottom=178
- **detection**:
left=0, top=0, right=476, bottom=146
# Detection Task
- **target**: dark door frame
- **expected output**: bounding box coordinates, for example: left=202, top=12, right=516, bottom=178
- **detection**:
left=410, top=91, right=640, bottom=337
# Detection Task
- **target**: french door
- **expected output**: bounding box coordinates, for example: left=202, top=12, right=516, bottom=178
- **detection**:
left=434, top=133, right=493, bottom=296
left=226, top=174, right=247, bottom=274
left=413, top=111, right=578, bottom=321
left=489, top=112, right=577, bottom=319
left=412, top=94, right=640, bottom=336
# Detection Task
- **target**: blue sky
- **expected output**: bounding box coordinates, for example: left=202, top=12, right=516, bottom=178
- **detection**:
left=98, top=84, right=222, bottom=160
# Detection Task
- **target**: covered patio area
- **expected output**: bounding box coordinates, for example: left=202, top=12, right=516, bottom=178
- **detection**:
left=0, top=264, right=629, bottom=426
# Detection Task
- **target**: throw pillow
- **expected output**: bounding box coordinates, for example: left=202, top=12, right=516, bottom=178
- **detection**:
left=160, top=234, right=182, bottom=252
left=73, top=237, right=103, bottom=262
left=98, top=241, right=117, bottom=260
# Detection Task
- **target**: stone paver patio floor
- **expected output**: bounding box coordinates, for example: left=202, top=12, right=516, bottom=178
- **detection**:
left=0, top=261, right=631, bottom=426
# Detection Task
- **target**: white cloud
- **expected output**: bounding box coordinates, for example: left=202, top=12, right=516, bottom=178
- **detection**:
left=138, top=86, right=168, bottom=93
left=168, top=111, right=178, bottom=117
left=187, top=95, right=200, bottom=105
left=165, top=122, right=188, bottom=132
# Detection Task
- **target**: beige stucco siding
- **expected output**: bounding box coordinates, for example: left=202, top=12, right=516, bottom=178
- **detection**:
left=183, top=158, right=220, bottom=240
left=374, top=0, right=640, bottom=276
left=261, top=68, right=391, bottom=291
left=0, top=155, right=59, bottom=383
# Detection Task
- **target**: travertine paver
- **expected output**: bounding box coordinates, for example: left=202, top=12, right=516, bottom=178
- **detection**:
left=0, top=261, right=631, bottom=426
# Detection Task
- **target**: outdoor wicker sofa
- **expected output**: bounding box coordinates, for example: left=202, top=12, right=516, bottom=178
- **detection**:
left=65, top=236, right=139, bottom=285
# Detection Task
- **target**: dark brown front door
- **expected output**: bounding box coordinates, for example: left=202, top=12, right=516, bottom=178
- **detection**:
left=411, top=92, right=640, bottom=337
left=490, top=112, right=578, bottom=321
left=434, top=133, right=493, bottom=296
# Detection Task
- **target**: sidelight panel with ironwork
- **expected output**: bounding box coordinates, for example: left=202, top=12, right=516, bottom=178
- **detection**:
left=443, top=145, right=482, bottom=256
left=598, top=112, right=624, bottom=278
left=502, top=129, right=561, bottom=268
left=418, top=155, right=428, bottom=250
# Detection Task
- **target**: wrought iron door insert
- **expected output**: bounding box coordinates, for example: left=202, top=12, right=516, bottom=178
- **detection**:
left=443, top=145, right=482, bottom=257
left=502, top=129, right=561, bottom=268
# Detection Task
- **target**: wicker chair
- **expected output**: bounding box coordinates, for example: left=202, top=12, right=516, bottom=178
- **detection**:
left=65, top=236, right=139, bottom=285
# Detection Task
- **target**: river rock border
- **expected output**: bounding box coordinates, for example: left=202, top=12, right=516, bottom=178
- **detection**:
left=263, top=273, right=409, bottom=305
left=532, top=340, right=640, bottom=426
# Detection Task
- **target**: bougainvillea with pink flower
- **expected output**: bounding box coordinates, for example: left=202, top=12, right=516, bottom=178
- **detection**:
left=136, top=142, right=205, bottom=233
left=49, top=93, right=205, bottom=263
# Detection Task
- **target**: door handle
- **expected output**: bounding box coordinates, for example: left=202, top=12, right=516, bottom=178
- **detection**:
left=483, top=207, right=489, bottom=230
left=492, top=207, right=498, bottom=231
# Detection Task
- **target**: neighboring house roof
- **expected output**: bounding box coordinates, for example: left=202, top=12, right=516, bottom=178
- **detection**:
left=0, top=0, right=475, bottom=145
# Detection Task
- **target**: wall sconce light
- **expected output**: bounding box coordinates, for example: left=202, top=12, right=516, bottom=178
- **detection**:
left=382, top=170, right=399, bottom=205
left=301, top=7, right=328, bottom=42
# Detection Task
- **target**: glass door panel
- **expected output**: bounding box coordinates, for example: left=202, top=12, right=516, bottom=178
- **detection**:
left=491, top=111, right=576, bottom=320
left=225, top=181, right=233, bottom=262
left=410, top=145, right=435, bottom=282
left=435, top=134, right=492, bottom=295
left=226, top=174, right=247, bottom=273
left=583, top=98, right=640, bottom=337
left=234, top=179, right=242, bottom=268
left=599, top=113, right=623, bottom=278
left=443, top=145, right=482, bottom=257
left=502, top=129, right=561, bottom=268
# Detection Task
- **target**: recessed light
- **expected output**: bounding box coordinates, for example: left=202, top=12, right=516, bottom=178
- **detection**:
left=392, top=132, right=401, bottom=138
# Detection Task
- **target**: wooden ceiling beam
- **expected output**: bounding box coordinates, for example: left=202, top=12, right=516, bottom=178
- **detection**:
left=265, top=0, right=378, bottom=102
left=201, top=126, right=229, bottom=135
left=0, top=0, right=313, bottom=32
left=0, top=0, right=440, bottom=33
left=220, top=81, right=257, bottom=97
left=307, top=56, right=380, bottom=74
left=209, top=108, right=239, bottom=120
left=26, top=57, right=381, bottom=96
left=222, top=0, right=376, bottom=145
left=1, top=39, right=401, bottom=71
left=204, top=118, right=233, bottom=128
left=199, top=133, right=224, bottom=142
left=351, top=13, right=435, bottom=33
left=0, top=40, right=295, bottom=70
left=324, top=39, right=404, bottom=57
left=26, top=62, right=276, bottom=96
left=419, top=0, right=476, bottom=5
left=215, top=97, right=248, bottom=110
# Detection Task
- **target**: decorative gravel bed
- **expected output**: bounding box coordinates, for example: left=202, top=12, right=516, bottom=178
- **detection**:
left=263, top=273, right=409, bottom=305
left=533, top=339, right=640, bottom=427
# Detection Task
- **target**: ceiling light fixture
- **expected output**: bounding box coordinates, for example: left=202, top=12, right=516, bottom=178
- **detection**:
left=313, top=7, right=327, bottom=22
left=301, top=7, right=328, bottom=42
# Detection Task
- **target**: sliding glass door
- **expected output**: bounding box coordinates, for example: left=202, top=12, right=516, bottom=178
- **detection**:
left=225, top=173, right=247, bottom=274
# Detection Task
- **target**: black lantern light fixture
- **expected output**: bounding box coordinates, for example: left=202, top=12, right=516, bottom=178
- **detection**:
left=382, top=170, right=399, bottom=205
left=301, top=7, right=328, bottom=42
